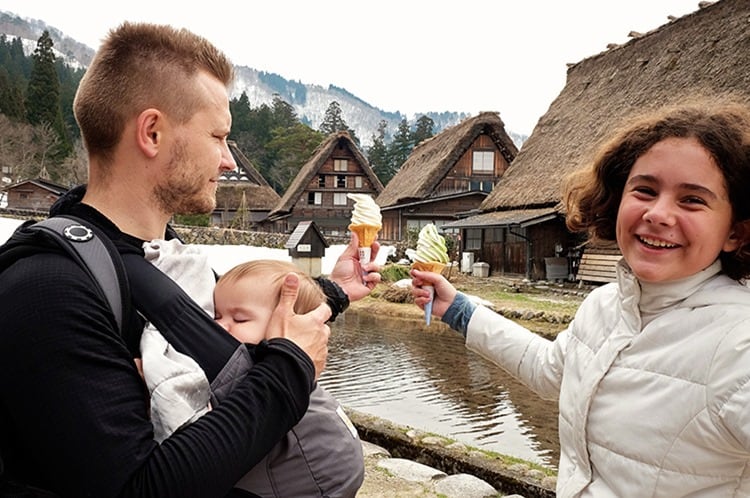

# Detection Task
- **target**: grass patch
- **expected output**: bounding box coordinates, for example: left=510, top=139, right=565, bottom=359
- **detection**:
left=380, top=263, right=411, bottom=282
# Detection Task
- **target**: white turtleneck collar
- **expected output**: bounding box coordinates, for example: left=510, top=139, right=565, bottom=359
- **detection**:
left=616, top=259, right=723, bottom=329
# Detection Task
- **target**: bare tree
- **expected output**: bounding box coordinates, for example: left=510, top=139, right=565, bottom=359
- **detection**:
left=58, top=139, right=88, bottom=186
left=0, top=114, right=65, bottom=184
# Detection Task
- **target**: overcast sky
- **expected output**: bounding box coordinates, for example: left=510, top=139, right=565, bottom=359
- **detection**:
left=1, top=0, right=702, bottom=136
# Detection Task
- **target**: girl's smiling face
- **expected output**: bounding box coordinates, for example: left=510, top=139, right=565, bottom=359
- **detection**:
left=616, top=136, right=739, bottom=283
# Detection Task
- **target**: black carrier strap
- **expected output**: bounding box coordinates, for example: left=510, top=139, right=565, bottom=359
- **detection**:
left=30, top=217, right=124, bottom=332
left=121, top=252, right=249, bottom=393
left=0, top=215, right=125, bottom=497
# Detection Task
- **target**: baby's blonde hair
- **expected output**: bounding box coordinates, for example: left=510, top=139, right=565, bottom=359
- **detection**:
left=216, top=260, right=325, bottom=314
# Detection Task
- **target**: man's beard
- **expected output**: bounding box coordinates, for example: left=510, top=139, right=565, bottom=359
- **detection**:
left=153, top=139, right=217, bottom=215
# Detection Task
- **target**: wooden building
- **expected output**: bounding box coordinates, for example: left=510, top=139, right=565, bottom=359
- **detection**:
left=445, top=0, right=750, bottom=281
left=3, top=178, right=68, bottom=212
left=376, top=112, right=517, bottom=242
left=264, top=131, right=383, bottom=235
left=285, top=220, right=329, bottom=277
left=212, top=141, right=280, bottom=228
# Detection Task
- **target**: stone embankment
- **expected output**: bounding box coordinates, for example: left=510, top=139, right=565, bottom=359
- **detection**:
left=350, top=410, right=556, bottom=498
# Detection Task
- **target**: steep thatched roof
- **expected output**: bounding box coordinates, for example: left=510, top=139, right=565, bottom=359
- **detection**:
left=224, top=141, right=272, bottom=186
left=215, top=183, right=279, bottom=211
left=215, top=141, right=279, bottom=210
left=481, top=0, right=750, bottom=212
left=376, top=112, right=518, bottom=208
left=269, top=131, right=383, bottom=216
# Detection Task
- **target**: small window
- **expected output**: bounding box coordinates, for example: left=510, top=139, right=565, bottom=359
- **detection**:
left=308, top=192, right=322, bottom=205
left=336, top=175, right=346, bottom=188
left=334, top=159, right=348, bottom=172
left=472, top=151, right=494, bottom=173
left=333, top=192, right=348, bottom=205
left=465, top=228, right=482, bottom=250
left=490, top=228, right=504, bottom=242
left=318, top=175, right=326, bottom=188
left=355, top=176, right=363, bottom=188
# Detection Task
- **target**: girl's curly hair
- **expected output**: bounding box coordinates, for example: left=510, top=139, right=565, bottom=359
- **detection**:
left=562, top=95, right=750, bottom=281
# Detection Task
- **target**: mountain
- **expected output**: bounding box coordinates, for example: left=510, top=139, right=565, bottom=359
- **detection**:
left=0, top=10, right=527, bottom=148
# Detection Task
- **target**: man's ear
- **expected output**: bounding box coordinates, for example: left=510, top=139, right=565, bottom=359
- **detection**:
left=135, top=109, right=162, bottom=158
left=724, top=219, right=750, bottom=253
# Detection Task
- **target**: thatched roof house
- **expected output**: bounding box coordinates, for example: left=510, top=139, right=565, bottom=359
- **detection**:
left=265, top=131, right=383, bottom=235
left=481, top=0, right=749, bottom=214
left=376, top=111, right=517, bottom=241
left=446, top=0, right=750, bottom=281
left=211, top=141, right=280, bottom=228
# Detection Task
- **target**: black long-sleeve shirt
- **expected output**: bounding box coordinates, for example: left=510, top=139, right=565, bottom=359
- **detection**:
left=0, top=200, right=314, bottom=498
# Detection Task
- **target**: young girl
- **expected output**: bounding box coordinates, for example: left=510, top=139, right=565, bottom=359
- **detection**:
left=411, top=97, right=750, bottom=497
left=139, top=246, right=364, bottom=498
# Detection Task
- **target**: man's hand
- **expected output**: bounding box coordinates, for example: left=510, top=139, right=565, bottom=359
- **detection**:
left=267, top=273, right=330, bottom=379
left=330, top=232, right=382, bottom=302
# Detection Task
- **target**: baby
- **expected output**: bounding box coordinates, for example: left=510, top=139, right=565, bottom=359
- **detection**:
left=139, top=239, right=364, bottom=498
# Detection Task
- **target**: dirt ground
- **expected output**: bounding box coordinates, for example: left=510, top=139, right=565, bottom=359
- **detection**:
left=357, top=454, right=442, bottom=497
left=350, top=270, right=591, bottom=338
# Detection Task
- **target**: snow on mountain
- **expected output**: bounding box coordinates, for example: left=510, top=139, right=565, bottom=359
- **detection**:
left=0, top=10, right=527, bottom=148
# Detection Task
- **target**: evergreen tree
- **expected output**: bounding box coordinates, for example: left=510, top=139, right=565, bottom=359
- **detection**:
left=368, top=120, right=393, bottom=185
left=265, top=122, right=324, bottom=192
left=230, top=91, right=253, bottom=136
left=25, top=30, right=71, bottom=161
left=0, top=67, right=24, bottom=120
left=318, top=100, right=358, bottom=143
left=270, top=94, right=298, bottom=129
left=388, top=118, right=413, bottom=173
left=412, top=115, right=435, bottom=146
left=56, top=59, right=84, bottom=140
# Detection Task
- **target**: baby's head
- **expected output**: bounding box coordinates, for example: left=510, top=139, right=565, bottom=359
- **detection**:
left=564, top=96, right=750, bottom=280
left=214, top=260, right=326, bottom=344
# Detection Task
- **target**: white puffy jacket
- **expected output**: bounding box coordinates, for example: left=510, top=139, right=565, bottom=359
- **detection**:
left=465, top=259, right=750, bottom=497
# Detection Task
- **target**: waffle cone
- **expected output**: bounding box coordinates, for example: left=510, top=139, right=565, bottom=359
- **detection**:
left=411, top=261, right=446, bottom=274
left=349, top=223, right=381, bottom=247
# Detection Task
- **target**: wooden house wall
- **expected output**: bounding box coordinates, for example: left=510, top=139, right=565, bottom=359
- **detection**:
left=288, top=146, right=379, bottom=235
left=380, top=193, right=487, bottom=241
left=464, top=218, right=573, bottom=279
left=211, top=209, right=270, bottom=228
left=381, top=211, right=401, bottom=241
left=6, top=184, right=59, bottom=211
left=528, top=221, right=574, bottom=279
left=433, top=134, right=511, bottom=197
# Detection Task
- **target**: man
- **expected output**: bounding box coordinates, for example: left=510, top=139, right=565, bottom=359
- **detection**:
left=0, top=22, right=380, bottom=498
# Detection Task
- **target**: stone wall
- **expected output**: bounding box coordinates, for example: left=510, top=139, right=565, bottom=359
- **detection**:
left=173, top=225, right=350, bottom=248
left=0, top=210, right=351, bottom=248
left=348, top=409, right=556, bottom=497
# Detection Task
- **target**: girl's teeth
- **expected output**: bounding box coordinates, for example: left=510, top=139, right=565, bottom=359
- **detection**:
left=640, top=236, right=676, bottom=248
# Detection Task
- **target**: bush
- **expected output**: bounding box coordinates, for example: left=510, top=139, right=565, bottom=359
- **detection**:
left=174, top=213, right=210, bottom=226
left=380, top=263, right=411, bottom=282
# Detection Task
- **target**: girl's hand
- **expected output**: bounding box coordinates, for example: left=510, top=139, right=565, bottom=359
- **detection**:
left=410, top=269, right=458, bottom=319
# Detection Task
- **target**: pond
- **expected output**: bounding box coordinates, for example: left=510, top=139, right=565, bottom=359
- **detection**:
left=318, top=309, right=560, bottom=469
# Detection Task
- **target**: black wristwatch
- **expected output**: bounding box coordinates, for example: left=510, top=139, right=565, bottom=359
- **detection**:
left=315, top=277, right=350, bottom=322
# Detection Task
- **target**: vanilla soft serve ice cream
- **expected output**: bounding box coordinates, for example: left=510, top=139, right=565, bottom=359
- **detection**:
left=347, top=193, right=382, bottom=263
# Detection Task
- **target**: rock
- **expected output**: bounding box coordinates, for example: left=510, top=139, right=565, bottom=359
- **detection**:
left=433, top=473, right=500, bottom=497
left=376, top=458, right=446, bottom=482
left=361, top=440, right=390, bottom=458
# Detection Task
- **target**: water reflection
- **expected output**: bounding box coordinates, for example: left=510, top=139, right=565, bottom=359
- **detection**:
left=319, top=310, right=560, bottom=469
